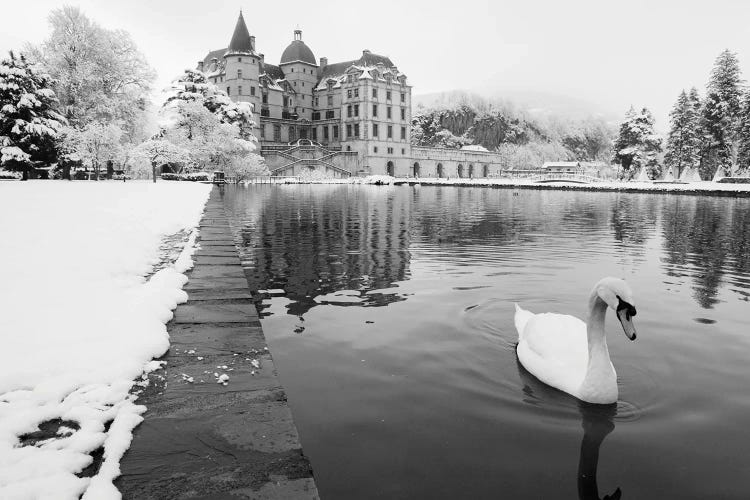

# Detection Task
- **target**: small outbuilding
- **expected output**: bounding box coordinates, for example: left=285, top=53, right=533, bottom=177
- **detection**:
left=542, top=161, right=582, bottom=173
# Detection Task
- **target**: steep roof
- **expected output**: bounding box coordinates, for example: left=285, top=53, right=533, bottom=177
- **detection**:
left=318, top=51, right=395, bottom=81
left=227, top=12, right=254, bottom=54
left=261, top=62, right=285, bottom=81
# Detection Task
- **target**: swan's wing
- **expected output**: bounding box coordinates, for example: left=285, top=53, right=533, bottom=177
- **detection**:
left=518, top=313, right=589, bottom=393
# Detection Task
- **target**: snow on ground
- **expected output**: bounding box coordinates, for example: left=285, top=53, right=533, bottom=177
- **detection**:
left=0, top=181, right=211, bottom=499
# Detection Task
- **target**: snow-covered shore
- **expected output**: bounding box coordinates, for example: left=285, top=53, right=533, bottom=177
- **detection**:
left=256, top=175, right=750, bottom=195
left=0, top=181, right=211, bottom=499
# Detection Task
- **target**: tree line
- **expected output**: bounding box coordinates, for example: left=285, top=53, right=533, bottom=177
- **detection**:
left=0, top=6, right=266, bottom=181
left=613, top=49, right=749, bottom=180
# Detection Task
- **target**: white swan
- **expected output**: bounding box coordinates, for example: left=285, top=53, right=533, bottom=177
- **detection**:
left=514, top=277, right=638, bottom=404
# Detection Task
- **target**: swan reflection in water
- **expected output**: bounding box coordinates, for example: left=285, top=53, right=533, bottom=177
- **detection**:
left=516, top=359, right=622, bottom=500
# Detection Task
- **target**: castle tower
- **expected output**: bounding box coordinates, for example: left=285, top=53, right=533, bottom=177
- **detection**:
left=223, top=11, right=261, bottom=134
left=279, top=29, right=318, bottom=123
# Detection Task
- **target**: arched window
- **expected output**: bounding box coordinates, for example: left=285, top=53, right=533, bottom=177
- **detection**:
left=468, top=164, right=474, bottom=178
left=437, top=163, right=444, bottom=178
left=387, top=161, right=395, bottom=177
left=483, top=164, right=489, bottom=177
left=413, top=162, right=420, bottom=178
left=457, top=164, right=464, bottom=178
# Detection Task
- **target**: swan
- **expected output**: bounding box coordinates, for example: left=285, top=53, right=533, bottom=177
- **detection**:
left=514, top=277, right=638, bottom=404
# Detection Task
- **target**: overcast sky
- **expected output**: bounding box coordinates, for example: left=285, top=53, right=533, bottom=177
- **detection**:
left=2, top=0, right=749, bottom=129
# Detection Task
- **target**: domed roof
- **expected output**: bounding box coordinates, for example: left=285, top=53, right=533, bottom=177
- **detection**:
left=280, top=30, right=316, bottom=65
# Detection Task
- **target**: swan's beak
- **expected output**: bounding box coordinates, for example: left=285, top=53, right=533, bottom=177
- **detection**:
left=616, top=307, right=637, bottom=341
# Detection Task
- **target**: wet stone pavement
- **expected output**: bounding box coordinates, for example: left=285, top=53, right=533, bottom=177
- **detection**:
left=117, top=188, right=319, bottom=500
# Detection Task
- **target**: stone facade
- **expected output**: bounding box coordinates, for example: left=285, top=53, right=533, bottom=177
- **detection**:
left=199, top=12, right=508, bottom=177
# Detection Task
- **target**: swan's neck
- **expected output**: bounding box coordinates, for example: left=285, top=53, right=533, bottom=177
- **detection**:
left=579, top=292, right=617, bottom=403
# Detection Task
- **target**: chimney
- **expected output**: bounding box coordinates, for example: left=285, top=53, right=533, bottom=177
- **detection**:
left=320, top=57, right=328, bottom=69
left=250, top=35, right=256, bottom=50
left=198, top=60, right=204, bottom=71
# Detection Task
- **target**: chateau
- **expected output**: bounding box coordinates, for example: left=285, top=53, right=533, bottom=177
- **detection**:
left=199, top=12, right=508, bottom=178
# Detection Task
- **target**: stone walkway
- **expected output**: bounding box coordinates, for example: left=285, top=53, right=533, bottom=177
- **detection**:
left=117, top=188, right=319, bottom=500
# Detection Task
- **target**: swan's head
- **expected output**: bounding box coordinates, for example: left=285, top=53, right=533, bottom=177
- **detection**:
left=595, top=277, right=637, bottom=341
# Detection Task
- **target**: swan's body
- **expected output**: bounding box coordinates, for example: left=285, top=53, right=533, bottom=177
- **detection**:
left=514, top=277, right=637, bottom=405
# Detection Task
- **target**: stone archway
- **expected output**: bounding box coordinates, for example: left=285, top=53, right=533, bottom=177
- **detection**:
left=468, top=164, right=474, bottom=178
left=413, top=162, right=420, bottom=178
left=387, top=161, right=395, bottom=177
left=483, top=164, right=489, bottom=177
left=437, top=163, right=444, bottom=178
left=457, top=164, right=464, bottom=178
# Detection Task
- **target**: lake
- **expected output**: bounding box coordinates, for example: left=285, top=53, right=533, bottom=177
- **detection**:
left=221, top=184, right=750, bottom=499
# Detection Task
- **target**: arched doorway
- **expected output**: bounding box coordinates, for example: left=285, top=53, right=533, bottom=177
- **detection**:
left=386, top=161, right=394, bottom=176
left=457, top=164, right=464, bottom=178
left=468, top=164, right=474, bottom=178
left=437, top=163, right=444, bottom=178
left=413, top=162, right=420, bottom=178
left=483, top=164, right=489, bottom=177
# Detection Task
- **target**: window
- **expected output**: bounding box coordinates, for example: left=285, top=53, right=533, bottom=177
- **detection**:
left=312, top=128, right=317, bottom=141
left=251, top=87, right=256, bottom=96
left=401, top=108, right=406, bottom=120
left=401, top=148, right=405, bottom=155
left=302, top=82, right=305, bottom=87
left=346, top=124, right=352, bottom=138
left=401, top=93, right=405, bottom=102
left=354, top=88, right=359, bottom=98
left=238, top=57, right=242, bottom=62
left=328, top=95, right=333, bottom=106
left=401, top=127, right=406, bottom=140
left=326, top=110, right=334, bottom=119
left=260, top=124, right=265, bottom=139
left=354, top=123, right=360, bottom=137
left=373, top=123, right=379, bottom=138
left=291, top=68, right=294, bottom=72
left=312, top=111, right=320, bottom=120
left=333, top=125, right=339, bottom=139
left=262, top=93, right=268, bottom=104
left=374, top=146, right=378, bottom=153
left=324, top=126, right=329, bottom=140
left=238, top=69, right=242, bottom=79
left=347, top=90, right=352, bottom=99
left=238, top=85, right=242, bottom=95
left=386, top=90, right=392, bottom=100
left=387, top=107, right=392, bottom=119
left=227, top=86, right=231, bottom=95
left=372, top=88, right=378, bottom=98
left=347, top=105, right=352, bottom=118
left=347, top=74, right=353, bottom=83
left=273, top=125, right=281, bottom=142
left=284, top=96, right=289, bottom=107
left=314, top=97, right=319, bottom=106
left=354, top=104, right=359, bottom=117
left=387, top=147, right=394, bottom=154
left=261, top=108, right=269, bottom=117
left=373, top=104, right=378, bottom=117
left=289, top=126, right=296, bottom=142
left=387, top=125, right=393, bottom=139
left=294, top=81, right=297, bottom=87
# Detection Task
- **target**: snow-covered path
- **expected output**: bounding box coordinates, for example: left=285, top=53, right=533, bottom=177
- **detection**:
left=0, top=181, right=211, bottom=499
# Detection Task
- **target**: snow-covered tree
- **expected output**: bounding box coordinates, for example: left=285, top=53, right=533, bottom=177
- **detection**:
left=134, top=139, right=191, bottom=182
left=665, top=89, right=701, bottom=178
left=0, top=51, right=66, bottom=179
left=63, top=122, right=122, bottom=180
left=737, top=91, right=750, bottom=175
left=612, top=107, right=663, bottom=179
left=699, top=49, right=744, bottom=179
left=27, top=7, right=155, bottom=129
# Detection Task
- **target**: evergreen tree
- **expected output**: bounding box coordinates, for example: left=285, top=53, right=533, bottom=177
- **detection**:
left=699, top=49, right=744, bottom=179
left=0, top=51, right=66, bottom=179
left=737, top=91, right=750, bottom=175
left=612, top=106, right=662, bottom=179
left=665, top=89, right=701, bottom=178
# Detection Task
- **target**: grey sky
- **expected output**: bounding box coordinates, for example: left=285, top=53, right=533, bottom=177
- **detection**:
left=2, top=0, right=749, bottom=129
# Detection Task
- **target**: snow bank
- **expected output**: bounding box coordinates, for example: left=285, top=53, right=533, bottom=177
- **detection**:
left=0, top=181, right=211, bottom=499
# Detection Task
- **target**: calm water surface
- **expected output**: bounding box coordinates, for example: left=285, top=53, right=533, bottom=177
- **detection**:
left=222, top=185, right=750, bottom=500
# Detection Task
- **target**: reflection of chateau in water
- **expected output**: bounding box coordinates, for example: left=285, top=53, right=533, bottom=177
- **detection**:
left=229, top=186, right=411, bottom=316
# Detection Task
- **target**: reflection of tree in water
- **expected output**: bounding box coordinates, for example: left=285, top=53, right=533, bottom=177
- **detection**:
left=228, top=186, right=411, bottom=316
left=609, top=195, right=658, bottom=247
left=661, top=197, right=750, bottom=308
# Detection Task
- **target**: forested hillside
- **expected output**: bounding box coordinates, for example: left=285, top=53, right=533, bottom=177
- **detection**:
left=410, top=93, right=615, bottom=168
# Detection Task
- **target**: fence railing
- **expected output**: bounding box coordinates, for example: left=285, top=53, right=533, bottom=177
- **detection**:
left=244, top=176, right=302, bottom=184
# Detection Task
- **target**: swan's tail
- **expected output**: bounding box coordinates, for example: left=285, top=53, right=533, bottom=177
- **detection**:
left=514, top=303, right=534, bottom=340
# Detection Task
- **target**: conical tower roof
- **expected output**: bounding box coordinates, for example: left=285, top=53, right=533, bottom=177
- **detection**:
left=227, top=11, right=254, bottom=54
